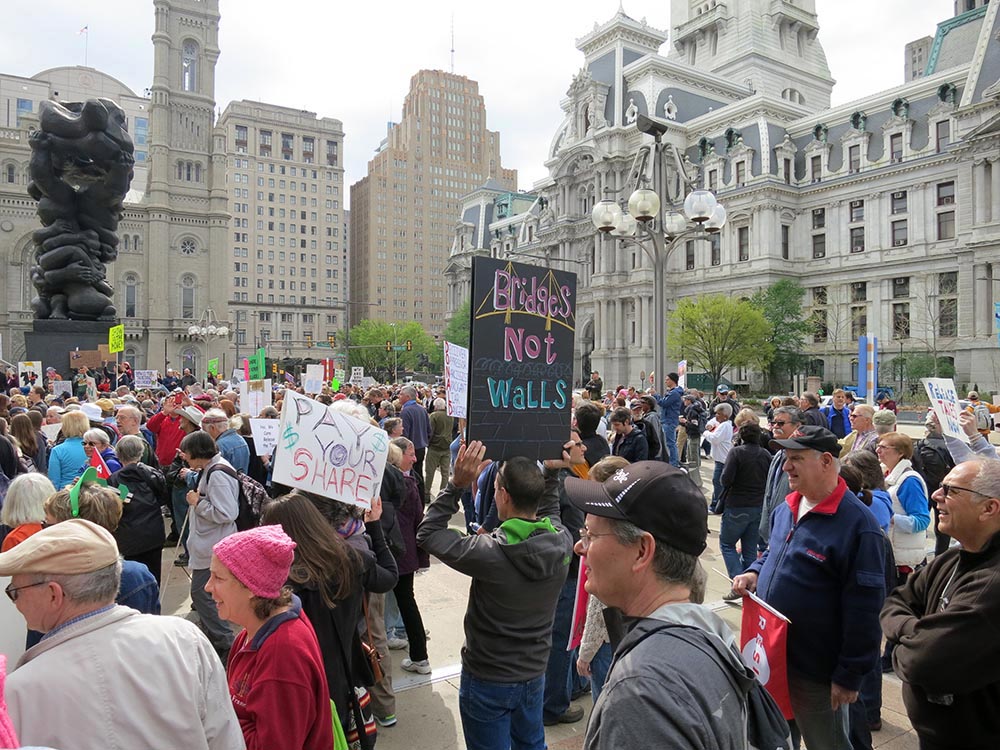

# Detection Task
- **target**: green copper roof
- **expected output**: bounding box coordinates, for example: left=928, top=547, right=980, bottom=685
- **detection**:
left=925, top=5, right=989, bottom=76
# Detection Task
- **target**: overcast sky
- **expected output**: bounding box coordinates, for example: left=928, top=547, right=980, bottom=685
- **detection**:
left=0, top=1, right=955, bottom=200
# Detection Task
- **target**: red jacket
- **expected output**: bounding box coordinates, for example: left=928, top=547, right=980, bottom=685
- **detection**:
left=226, top=600, right=333, bottom=750
left=146, top=411, right=186, bottom=467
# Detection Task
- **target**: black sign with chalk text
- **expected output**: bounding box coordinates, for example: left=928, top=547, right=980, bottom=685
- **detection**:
left=467, top=257, right=577, bottom=460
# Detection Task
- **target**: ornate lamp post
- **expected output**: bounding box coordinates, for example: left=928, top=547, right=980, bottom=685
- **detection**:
left=187, top=308, right=232, bottom=376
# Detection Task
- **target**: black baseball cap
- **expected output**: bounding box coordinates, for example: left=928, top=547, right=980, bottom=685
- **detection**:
left=565, top=462, right=708, bottom=555
left=769, top=424, right=840, bottom=455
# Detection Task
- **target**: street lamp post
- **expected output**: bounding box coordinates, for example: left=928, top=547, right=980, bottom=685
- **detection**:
left=187, top=308, right=231, bottom=377
left=591, top=114, right=726, bottom=392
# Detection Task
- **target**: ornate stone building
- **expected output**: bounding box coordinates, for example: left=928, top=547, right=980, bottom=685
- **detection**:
left=447, top=0, right=1000, bottom=391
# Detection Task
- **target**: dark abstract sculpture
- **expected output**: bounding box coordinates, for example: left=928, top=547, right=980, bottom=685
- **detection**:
left=27, top=98, right=134, bottom=320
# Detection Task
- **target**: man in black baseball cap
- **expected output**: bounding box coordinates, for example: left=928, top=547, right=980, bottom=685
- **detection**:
left=564, top=461, right=759, bottom=749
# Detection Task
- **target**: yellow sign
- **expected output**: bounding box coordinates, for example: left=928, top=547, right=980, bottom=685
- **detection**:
left=108, top=324, right=125, bottom=354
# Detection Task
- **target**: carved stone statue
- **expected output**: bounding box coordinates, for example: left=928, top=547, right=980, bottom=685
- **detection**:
left=27, top=98, right=134, bottom=320
left=664, top=95, right=678, bottom=121
left=625, top=98, right=638, bottom=124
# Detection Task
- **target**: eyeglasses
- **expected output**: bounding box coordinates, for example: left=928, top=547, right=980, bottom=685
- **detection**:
left=83, top=441, right=102, bottom=446
left=578, top=528, right=615, bottom=550
left=772, top=420, right=791, bottom=427
left=940, top=483, right=991, bottom=500
left=5, top=580, right=49, bottom=602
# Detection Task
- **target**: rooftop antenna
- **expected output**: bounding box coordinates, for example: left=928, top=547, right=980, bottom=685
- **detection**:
left=450, top=14, right=455, bottom=73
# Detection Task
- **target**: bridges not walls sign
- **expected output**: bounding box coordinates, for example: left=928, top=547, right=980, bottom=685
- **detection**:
left=468, top=257, right=576, bottom=460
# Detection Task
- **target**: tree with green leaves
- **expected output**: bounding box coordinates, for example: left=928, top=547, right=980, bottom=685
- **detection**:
left=667, top=295, right=774, bottom=389
left=749, top=279, right=811, bottom=392
left=347, top=319, right=440, bottom=379
left=442, top=299, right=471, bottom=349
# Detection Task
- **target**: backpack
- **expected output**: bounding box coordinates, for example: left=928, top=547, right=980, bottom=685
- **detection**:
left=915, top=438, right=954, bottom=496
left=973, top=402, right=992, bottom=432
left=624, top=622, right=792, bottom=750
left=205, top=463, right=267, bottom=531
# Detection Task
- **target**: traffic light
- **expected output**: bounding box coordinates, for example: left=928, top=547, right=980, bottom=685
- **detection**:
left=305, top=333, right=313, bottom=349
left=328, top=334, right=336, bottom=348
left=406, top=339, right=413, bottom=351
left=271, top=362, right=278, bottom=375
left=386, top=340, right=392, bottom=352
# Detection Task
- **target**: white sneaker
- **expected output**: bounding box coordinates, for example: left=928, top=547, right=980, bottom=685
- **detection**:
left=387, top=637, right=409, bottom=650
left=400, top=658, right=431, bottom=675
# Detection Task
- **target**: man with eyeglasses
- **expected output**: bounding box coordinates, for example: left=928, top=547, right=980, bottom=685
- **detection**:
left=734, top=425, right=885, bottom=750
left=564, top=461, right=785, bottom=749
left=0, top=518, right=243, bottom=750
left=417, top=440, right=573, bottom=750
left=759, top=406, right=803, bottom=551
left=881, top=459, right=1000, bottom=750
left=841, top=404, right=878, bottom=456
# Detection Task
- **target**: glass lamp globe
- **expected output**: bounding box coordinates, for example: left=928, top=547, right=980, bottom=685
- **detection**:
left=207, top=324, right=218, bottom=335
left=628, top=187, right=660, bottom=223
left=187, top=325, right=199, bottom=336
left=613, top=211, right=638, bottom=237
left=216, top=326, right=230, bottom=337
left=684, top=190, right=718, bottom=223
left=704, top=204, right=728, bottom=233
left=199, top=327, right=208, bottom=336
left=591, top=199, right=623, bottom=233
left=663, top=212, right=688, bottom=237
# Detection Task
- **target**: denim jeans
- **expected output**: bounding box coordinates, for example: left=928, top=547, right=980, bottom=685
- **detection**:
left=543, top=575, right=577, bottom=720
left=709, top=461, right=725, bottom=510
left=459, top=671, right=546, bottom=750
left=384, top=590, right=405, bottom=640
left=788, top=672, right=851, bottom=750
left=589, top=641, right=613, bottom=705
left=170, top=484, right=189, bottom=555
left=662, top=422, right=679, bottom=466
left=719, top=505, right=763, bottom=580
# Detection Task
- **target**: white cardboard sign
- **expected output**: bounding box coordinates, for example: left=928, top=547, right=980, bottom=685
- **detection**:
left=249, top=418, right=280, bottom=456
left=444, top=341, right=468, bottom=418
left=350, top=366, right=364, bottom=386
left=271, top=391, right=388, bottom=509
left=922, top=377, right=969, bottom=443
left=133, top=370, right=158, bottom=389
left=239, top=379, right=273, bottom=418
left=303, top=365, right=324, bottom=394
left=49, top=381, right=73, bottom=398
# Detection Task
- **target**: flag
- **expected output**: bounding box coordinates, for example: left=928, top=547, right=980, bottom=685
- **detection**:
left=89, top=447, right=112, bottom=481
left=740, top=592, right=793, bottom=719
left=78, top=25, right=88, bottom=34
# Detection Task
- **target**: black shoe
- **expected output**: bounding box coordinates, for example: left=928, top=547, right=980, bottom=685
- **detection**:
left=173, top=554, right=189, bottom=567
left=868, top=719, right=882, bottom=732
left=163, top=536, right=180, bottom=548
left=543, top=705, right=584, bottom=726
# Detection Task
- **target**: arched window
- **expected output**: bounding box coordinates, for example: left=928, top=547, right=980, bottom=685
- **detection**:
left=195, top=163, right=202, bottom=182
left=123, top=273, right=138, bottom=318
left=181, top=346, right=198, bottom=375
left=186, top=162, right=192, bottom=181
left=133, top=235, right=141, bottom=252
left=177, top=162, right=184, bottom=180
left=182, top=41, right=198, bottom=92
left=4, top=164, right=14, bottom=184
left=123, top=235, right=130, bottom=251
left=124, top=347, right=137, bottom=370
left=180, top=273, right=196, bottom=319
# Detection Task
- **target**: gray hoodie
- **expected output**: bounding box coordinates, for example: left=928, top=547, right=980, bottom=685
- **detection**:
left=417, top=469, right=572, bottom=683
left=585, top=603, right=754, bottom=750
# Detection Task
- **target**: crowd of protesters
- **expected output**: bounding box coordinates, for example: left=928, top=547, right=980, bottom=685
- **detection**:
left=0, top=365, right=997, bottom=750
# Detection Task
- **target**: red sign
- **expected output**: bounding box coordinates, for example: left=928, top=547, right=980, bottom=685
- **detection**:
left=740, top=592, right=793, bottom=719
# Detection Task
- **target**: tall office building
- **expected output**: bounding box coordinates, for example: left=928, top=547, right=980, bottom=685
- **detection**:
left=350, top=70, right=516, bottom=336
left=217, top=101, right=345, bottom=360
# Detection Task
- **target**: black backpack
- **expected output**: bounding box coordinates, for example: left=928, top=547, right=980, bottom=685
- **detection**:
left=205, top=463, right=267, bottom=531
left=636, top=418, right=662, bottom=460
left=915, top=438, right=954, bottom=496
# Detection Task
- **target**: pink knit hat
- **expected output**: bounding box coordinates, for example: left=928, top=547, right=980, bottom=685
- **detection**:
left=213, top=525, right=296, bottom=598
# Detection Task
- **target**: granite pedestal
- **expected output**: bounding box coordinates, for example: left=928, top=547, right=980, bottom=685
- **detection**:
left=24, top=320, right=114, bottom=374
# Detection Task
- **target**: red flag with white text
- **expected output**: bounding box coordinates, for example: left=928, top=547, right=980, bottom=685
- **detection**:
left=740, top=591, right=793, bottom=719
left=89, top=447, right=112, bottom=481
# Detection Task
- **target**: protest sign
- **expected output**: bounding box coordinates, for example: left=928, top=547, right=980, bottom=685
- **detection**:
left=444, top=341, right=469, bottom=418
left=85, top=377, right=97, bottom=402
left=740, top=592, right=793, bottom=719
left=207, top=358, right=219, bottom=377
left=108, top=325, right=125, bottom=354
left=239, top=379, right=273, bottom=418
left=68, top=349, right=102, bottom=370
left=923, top=377, right=968, bottom=442
left=249, top=418, right=280, bottom=456
left=350, top=367, right=364, bottom=386
left=334, top=369, right=346, bottom=383
left=361, top=376, right=375, bottom=389
left=303, top=364, right=324, bottom=394
left=231, top=368, right=244, bottom=384
left=40, top=423, right=63, bottom=442
left=331, top=378, right=341, bottom=391
left=49, top=380, right=73, bottom=398
left=247, top=348, right=266, bottom=380
left=467, top=257, right=577, bottom=460
left=133, top=370, right=157, bottom=389
left=271, top=391, right=389, bottom=509
left=17, top=361, right=41, bottom=387
left=677, top=360, right=687, bottom=390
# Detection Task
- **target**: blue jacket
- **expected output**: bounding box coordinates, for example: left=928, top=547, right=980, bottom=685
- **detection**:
left=48, top=437, right=87, bottom=490
left=401, top=399, right=430, bottom=450
left=214, top=428, right=250, bottom=474
left=821, top=405, right=852, bottom=439
left=655, top=386, right=684, bottom=426
left=749, top=477, right=885, bottom=691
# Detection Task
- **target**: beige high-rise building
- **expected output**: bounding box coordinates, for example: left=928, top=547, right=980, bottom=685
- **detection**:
left=217, top=101, right=345, bottom=361
left=350, top=70, right=516, bottom=336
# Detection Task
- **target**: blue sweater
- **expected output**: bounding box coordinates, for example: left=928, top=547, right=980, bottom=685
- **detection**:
left=749, top=478, right=885, bottom=691
left=48, top=437, right=87, bottom=490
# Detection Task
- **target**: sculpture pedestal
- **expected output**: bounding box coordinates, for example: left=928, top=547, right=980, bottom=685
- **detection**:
left=24, top=320, right=114, bottom=373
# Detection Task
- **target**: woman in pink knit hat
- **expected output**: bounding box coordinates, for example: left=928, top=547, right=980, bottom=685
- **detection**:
left=206, top=525, right=334, bottom=750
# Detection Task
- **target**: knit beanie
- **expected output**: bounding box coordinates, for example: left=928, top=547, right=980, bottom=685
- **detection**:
left=213, top=525, right=296, bottom=598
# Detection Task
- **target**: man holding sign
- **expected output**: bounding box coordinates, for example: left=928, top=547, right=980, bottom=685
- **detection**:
left=734, top=426, right=885, bottom=750
left=417, top=440, right=573, bottom=750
